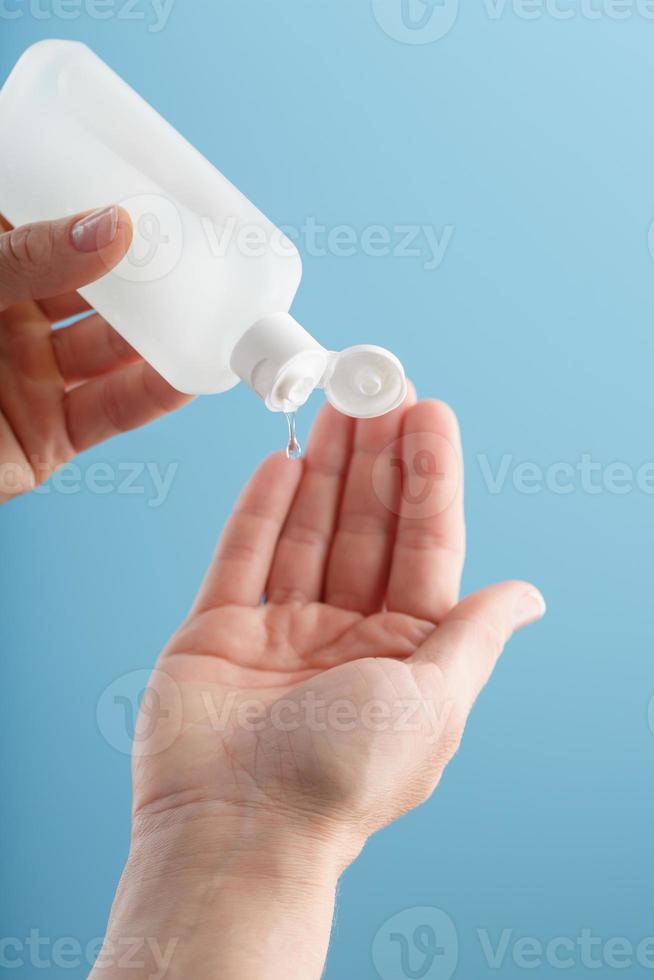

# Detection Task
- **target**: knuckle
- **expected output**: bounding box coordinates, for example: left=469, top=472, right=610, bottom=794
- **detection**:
left=395, top=525, right=462, bottom=555
left=449, top=615, right=506, bottom=660
left=5, top=223, right=54, bottom=278
left=100, top=377, right=130, bottom=434
left=218, top=541, right=257, bottom=564
left=267, top=586, right=308, bottom=605
left=282, top=521, right=328, bottom=549
left=105, top=322, right=134, bottom=362
left=140, top=364, right=182, bottom=414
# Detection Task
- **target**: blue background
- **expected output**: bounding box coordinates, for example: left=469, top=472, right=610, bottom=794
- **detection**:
left=2, top=2, right=654, bottom=977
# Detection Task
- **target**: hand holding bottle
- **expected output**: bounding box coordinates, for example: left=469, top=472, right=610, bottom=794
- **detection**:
left=0, top=41, right=407, bottom=414
left=0, top=207, right=192, bottom=504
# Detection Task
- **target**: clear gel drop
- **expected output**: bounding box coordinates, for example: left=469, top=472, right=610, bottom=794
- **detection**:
left=284, top=411, right=302, bottom=460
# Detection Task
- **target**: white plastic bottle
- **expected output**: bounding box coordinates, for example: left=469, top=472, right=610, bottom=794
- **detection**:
left=0, top=40, right=406, bottom=418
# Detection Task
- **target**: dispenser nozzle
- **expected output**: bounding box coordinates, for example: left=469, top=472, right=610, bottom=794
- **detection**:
left=230, top=313, right=407, bottom=418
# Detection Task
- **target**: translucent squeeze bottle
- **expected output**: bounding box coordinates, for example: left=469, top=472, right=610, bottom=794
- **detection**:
left=0, top=40, right=407, bottom=418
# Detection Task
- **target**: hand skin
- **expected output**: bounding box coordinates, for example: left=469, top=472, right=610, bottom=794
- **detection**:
left=91, top=395, right=545, bottom=980
left=0, top=206, right=192, bottom=504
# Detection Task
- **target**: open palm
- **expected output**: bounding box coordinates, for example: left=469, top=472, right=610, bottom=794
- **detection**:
left=132, top=395, right=544, bottom=847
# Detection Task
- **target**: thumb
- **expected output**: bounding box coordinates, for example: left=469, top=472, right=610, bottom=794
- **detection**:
left=410, top=580, right=546, bottom=713
left=0, top=206, right=132, bottom=312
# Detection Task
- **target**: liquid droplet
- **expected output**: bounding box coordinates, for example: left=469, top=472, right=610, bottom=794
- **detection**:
left=284, top=411, right=302, bottom=460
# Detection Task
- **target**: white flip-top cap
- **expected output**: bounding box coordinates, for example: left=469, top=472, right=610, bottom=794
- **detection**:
left=322, top=345, right=407, bottom=419
left=230, top=313, right=407, bottom=418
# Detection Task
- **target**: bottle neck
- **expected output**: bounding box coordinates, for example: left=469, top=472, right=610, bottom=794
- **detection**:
left=230, top=313, right=330, bottom=412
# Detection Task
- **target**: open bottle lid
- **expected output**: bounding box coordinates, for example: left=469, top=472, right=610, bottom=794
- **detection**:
left=322, top=345, right=407, bottom=419
left=231, top=314, right=407, bottom=418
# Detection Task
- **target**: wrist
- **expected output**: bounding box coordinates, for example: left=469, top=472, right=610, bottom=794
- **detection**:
left=129, top=797, right=362, bottom=882
left=91, top=802, right=363, bottom=980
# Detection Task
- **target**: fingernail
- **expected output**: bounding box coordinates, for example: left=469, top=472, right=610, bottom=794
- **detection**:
left=71, top=206, right=118, bottom=252
left=513, top=590, right=547, bottom=631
